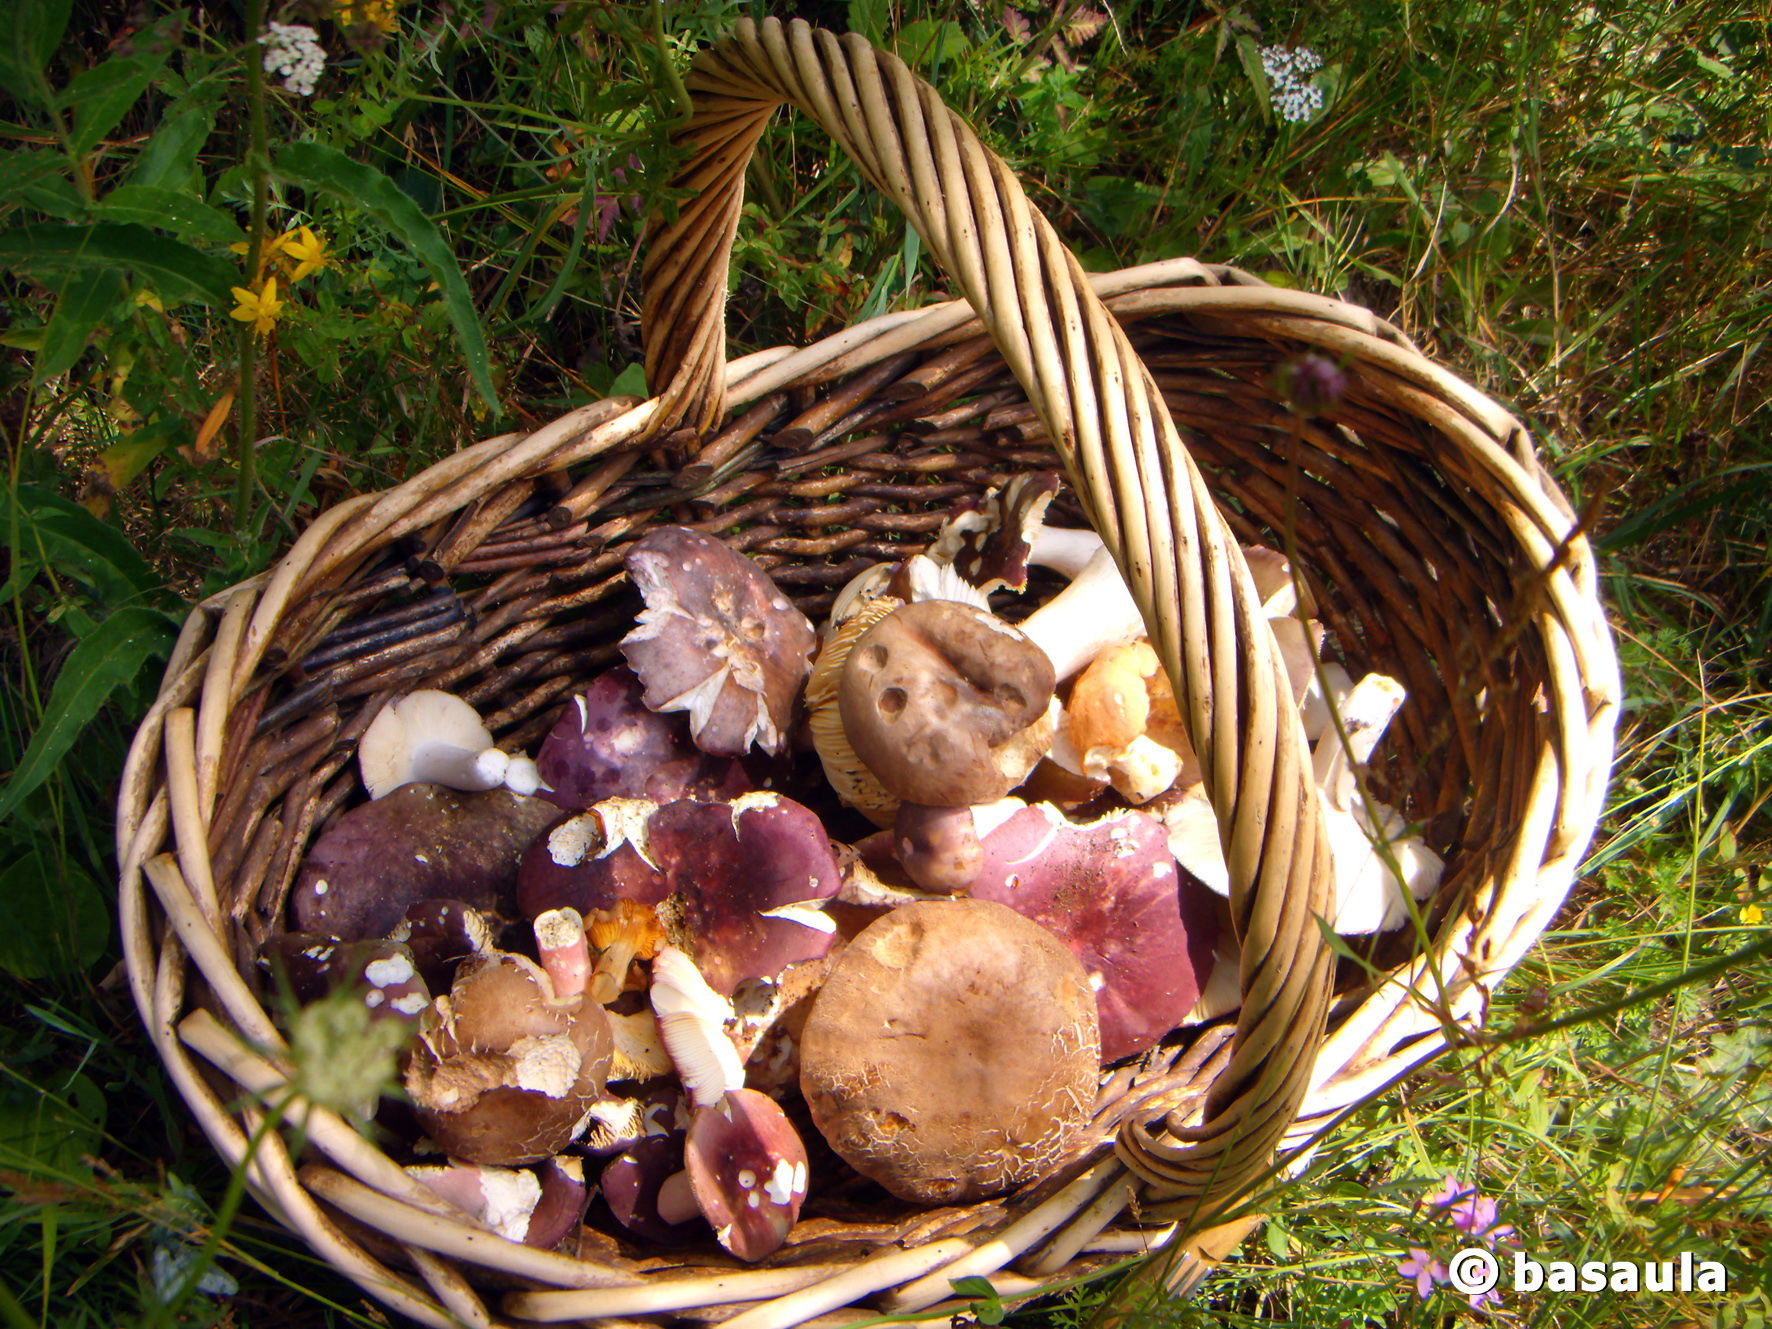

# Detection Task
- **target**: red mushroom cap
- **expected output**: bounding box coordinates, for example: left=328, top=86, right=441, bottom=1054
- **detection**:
left=535, top=667, right=753, bottom=811
left=518, top=793, right=842, bottom=995
left=684, top=1088, right=809, bottom=1262
left=969, top=803, right=1219, bottom=1062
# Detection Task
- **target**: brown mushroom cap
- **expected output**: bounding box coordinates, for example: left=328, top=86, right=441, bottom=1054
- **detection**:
left=798, top=899, right=1099, bottom=1205
left=406, top=953, right=615, bottom=1164
left=837, top=601, right=1055, bottom=808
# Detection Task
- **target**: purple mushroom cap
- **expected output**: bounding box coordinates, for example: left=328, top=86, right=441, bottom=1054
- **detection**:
left=619, top=527, right=816, bottom=758
left=970, top=804, right=1219, bottom=1062
left=601, top=1136, right=696, bottom=1244
left=685, top=1088, right=809, bottom=1262
left=291, top=785, right=558, bottom=940
left=516, top=793, right=841, bottom=996
left=535, top=667, right=753, bottom=811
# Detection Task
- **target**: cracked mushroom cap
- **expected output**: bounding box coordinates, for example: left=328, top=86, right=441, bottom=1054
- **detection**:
left=969, top=803, right=1220, bottom=1062
left=406, top=951, right=616, bottom=1165
left=517, top=793, right=842, bottom=996
left=619, top=527, right=816, bottom=758
left=838, top=600, right=1056, bottom=809
left=798, top=899, right=1098, bottom=1205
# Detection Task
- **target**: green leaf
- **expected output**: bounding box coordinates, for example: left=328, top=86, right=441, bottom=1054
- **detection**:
left=0, top=222, right=235, bottom=303
left=847, top=0, right=889, bottom=43
left=96, top=184, right=247, bottom=245
left=0, top=483, right=159, bottom=610
left=949, top=1276, right=1005, bottom=1325
left=273, top=142, right=498, bottom=412
left=0, top=0, right=71, bottom=107
left=0, top=605, right=175, bottom=828
left=63, top=43, right=170, bottom=158
left=130, top=104, right=216, bottom=191
left=33, top=266, right=125, bottom=382
left=607, top=361, right=648, bottom=397
left=0, top=854, right=110, bottom=981
left=1234, top=32, right=1269, bottom=123
left=0, top=1069, right=106, bottom=1169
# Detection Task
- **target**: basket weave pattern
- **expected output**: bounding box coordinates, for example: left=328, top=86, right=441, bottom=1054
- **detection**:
left=115, top=18, right=1619, bottom=1328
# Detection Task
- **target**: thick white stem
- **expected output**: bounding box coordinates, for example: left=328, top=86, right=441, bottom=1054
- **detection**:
left=1027, top=526, right=1106, bottom=579
left=1017, top=549, right=1148, bottom=681
left=1312, top=672, right=1406, bottom=810
left=503, top=755, right=546, bottom=797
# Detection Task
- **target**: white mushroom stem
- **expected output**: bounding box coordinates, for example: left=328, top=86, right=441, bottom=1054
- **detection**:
left=1313, top=672, right=1407, bottom=808
left=403, top=740, right=511, bottom=792
left=649, top=948, right=745, bottom=1109
left=503, top=755, right=547, bottom=797
left=1027, top=525, right=1107, bottom=579
left=533, top=908, right=591, bottom=999
left=656, top=1170, right=701, bottom=1227
left=1016, top=548, right=1149, bottom=682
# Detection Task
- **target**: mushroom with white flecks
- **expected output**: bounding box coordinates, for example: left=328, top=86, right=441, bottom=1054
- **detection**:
left=290, top=784, right=559, bottom=941
left=516, top=792, right=843, bottom=996
left=648, top=947, right=809, bottom=1261
left=404, top=911, right=616, bottom=1165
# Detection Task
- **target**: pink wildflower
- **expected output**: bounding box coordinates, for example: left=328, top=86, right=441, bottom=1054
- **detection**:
left=1396, top=1248, right=1448, bottom=1300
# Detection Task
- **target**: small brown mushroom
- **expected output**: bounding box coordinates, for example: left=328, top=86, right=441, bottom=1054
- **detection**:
left=798, top=899, right=1099, bottom=1205
left=405, top=917, right=616, bottom=1165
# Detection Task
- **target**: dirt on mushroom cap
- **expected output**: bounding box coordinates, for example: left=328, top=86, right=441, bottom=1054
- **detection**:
left=798, top=899, right=1098, bottom=1205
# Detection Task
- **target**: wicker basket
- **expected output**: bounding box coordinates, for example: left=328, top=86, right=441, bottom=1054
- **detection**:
left=115, top=18, right=1620, bottom=1328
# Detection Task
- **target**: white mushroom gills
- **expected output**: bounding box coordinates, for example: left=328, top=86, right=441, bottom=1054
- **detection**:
left=649, top=947, right=745, bottom=1109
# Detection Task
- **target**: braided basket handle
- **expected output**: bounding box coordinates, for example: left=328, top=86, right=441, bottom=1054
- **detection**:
left=641, top=17, right=1334, bottom=1214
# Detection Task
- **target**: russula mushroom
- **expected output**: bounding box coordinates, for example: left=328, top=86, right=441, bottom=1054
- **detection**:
left=649, top=948, right=809, bottom=1261
left=359, top=690, right=544, bottom=800
left=837, top=600, right=1056, bottom=889
left=517, top=792, right=843, bottom=996
left=533, top=666, right=752, bottom=812
left=291, top=784, right=559, bottom=941
left=406, top=1157, right=589, bottom=1250
left=405, top=913, right=616, bottom=1165
left=968, top=803, right=1219, bottom=1062
left=619, top=526, right=816, bottom=758
left=798, top=899, right=1099, bottom=1204
left=388, top=898, right=494, bottom=995
left=259, top=935, right=432, bottom=1027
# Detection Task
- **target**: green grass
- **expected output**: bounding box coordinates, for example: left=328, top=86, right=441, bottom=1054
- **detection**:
left=2, top=0, right=1769, bottom=1324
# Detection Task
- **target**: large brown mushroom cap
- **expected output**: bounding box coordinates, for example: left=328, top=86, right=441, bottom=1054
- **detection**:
left=837, top=601, right=1055, bottom=808
left=798, top=899, right=1098, bottom=1205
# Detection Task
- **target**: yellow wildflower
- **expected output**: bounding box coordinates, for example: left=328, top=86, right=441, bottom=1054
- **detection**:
left=280, top=225, right=332, bottom=282
left=333, top=0, right=398, bottom=32
left=230, top=277, right=285, bottom=337
left=230, top=230, right=293, bottom=280
left=1744, top=903, right=1766, bottom=927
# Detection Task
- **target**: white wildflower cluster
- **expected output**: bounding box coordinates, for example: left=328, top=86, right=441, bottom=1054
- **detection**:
left=1260, top=44, right=1324, bottom=123
left=260, top=22, right=326, bottom=97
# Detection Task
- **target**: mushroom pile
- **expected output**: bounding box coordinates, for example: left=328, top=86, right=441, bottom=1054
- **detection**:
left=265, top=486, right=1439, bottom=1261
